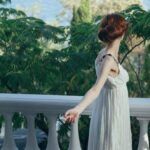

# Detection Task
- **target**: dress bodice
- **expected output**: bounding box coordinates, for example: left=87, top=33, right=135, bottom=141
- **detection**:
left=95, top=49, right=129, bottom=89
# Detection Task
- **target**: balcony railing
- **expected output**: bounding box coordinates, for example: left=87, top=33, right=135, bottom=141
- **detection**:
left=0, top=93, right=149, bottom=150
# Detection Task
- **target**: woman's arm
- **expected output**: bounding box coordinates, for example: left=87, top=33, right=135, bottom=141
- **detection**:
left=74, top=55, right=113, bottom=114
left=64, top=55, right=114, bottom=123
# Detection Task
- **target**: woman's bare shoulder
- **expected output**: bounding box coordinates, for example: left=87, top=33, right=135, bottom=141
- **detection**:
left=95, top=47, right=106, bottom=66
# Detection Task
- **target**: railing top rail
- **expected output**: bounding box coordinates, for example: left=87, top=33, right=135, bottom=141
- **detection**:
left=0, top=93, right=149, bottom=117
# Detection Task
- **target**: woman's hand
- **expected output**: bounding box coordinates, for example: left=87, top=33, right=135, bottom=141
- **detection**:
left=64, top=107, right=80, bottom=123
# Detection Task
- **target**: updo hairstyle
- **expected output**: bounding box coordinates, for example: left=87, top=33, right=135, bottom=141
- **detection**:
left=98, top=13, right=129, bottom=43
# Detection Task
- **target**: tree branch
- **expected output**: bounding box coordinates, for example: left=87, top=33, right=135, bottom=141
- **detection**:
left=127, top=56, right=143, bottom=97
left=121, top=39, right=145, bottom=64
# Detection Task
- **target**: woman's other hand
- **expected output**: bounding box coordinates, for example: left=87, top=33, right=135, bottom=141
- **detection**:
left=64, top=107, right=80, bottom=123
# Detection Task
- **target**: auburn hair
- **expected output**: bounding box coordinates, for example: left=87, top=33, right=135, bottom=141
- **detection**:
left=98, top=13, right=129, bottom=43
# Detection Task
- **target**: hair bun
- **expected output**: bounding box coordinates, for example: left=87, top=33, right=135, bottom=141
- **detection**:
left=98, top=25, right=115, bottom=43
left=97, top=13, right=129, bottom=43
left=105, top=25, right=115, bottom=32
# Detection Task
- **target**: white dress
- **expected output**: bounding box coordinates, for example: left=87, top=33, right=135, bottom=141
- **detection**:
left=87, top=48, right=132, bottom=150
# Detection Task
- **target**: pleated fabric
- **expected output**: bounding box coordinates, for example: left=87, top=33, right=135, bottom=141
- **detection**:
left=87, top=57, right=132, bottom=150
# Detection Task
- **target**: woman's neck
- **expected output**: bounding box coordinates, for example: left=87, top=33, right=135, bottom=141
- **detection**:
left=105, top=39, right=121, bottom=57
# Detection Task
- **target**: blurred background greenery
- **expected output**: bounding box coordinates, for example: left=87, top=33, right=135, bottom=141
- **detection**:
left=0, top=0, right=149, bottom=150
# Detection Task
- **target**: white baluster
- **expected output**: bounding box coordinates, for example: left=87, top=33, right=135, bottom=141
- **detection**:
left=46, top=114, right=60, bottom=150
left=68, top=116, right=81, bottom=150
left=0, top=122, right=5, bottom=138
left=25, top=114, right=40, bottom=150
left=137, top=117, right=149, bottom=150
left=2, top=113, right=18, bottom=150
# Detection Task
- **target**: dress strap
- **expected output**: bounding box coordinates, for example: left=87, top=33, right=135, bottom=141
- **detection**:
left=100, top=53, right=120, bottom=76
left=101, top=53, right=119, bottom=64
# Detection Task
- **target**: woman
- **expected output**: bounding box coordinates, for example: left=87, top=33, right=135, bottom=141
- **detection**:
left=64, top=13, right=132, bottom=150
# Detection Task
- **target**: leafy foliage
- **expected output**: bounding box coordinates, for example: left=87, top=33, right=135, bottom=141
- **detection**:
left=0, top=0, right=11, bottom=5
left=72, top=0, right=92, bottom=23
left=121, top=4, right=150, bottom=40
left=0, top=8, right=66, bottom=93
left=142, top=44, right=150, bottom=97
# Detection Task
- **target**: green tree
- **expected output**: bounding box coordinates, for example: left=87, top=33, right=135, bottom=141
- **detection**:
left=0, top=7, right=66, bottom=93
left=72, top=0, right=92, bottom=23
left=0, top=0, right=11, bottom=4
left=142, top=44, right=150, bottom=97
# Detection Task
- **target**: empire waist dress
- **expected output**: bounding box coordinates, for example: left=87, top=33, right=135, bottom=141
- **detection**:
left=87, top=49, right=132, bottom=150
